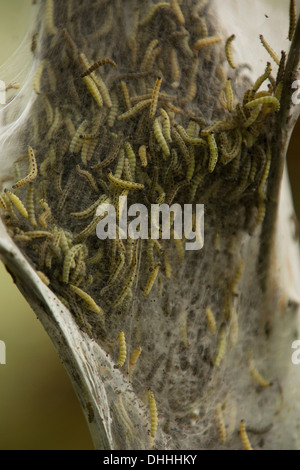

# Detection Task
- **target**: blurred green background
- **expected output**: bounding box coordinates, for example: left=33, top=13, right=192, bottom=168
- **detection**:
left=0, top=0, right=298, bottom=450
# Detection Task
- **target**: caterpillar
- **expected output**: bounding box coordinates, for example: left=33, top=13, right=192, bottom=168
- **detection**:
left=82, top=75, right=103, bottom=108
left=193, top=36, right=222, bottom=51
left=249, top=356, right=272, bottom=388
left=69, top=284, right=103, bottom=315
left=5, top=190, right=28, bottom=218
left=26, top=183, right=37, bottom=227
left=62, top=244, right=85, bottom=283
left=245, top=95, right=280, bottom=112
left=240, top=420, right=253, bottom=450
left=69, top=120, right=88, bottom=154
left=207, top=132, right=219, bottom=172
left=13, top=147, right=38, bottom=189
left=215, top=403, right=226, bottom=444
left=128, top=347, right=142, bottom=380
left=153, top=118, right=170, bottom=157
left=44, top=0, right=57, bottom=36
left=140, top=39, right=160, bottom=72
left=259, top=34, right=280, bottom=65
left=206, top=306, right=217, bottom=334
left=214, top=324, right=227, bottom=367
left=149, top=77, right=162, bottom=119
left=171, top=0, right=185, bottom=25
left=225, top=34, right=236, bottom=69
left=33, top=59, right=47, bottom=94
left=288, top=0, right=296, bottom=41
left=225, top=79, right=234, bottom=112
left=39, top=199, right=51, bottom=228
left=76, top=165, right=99, bottom=192
left=138, top=145, right=148, bottom=167
left=118, top=98, right=152, bottom=121
left=80, top=58, right=117, bottom=77
left=148, top=390, right=158, bottom=438
left=115, top=331, right=127, bottom=368
left=140, top=3, right=170, bottom=26
left=107, top=171, right=144, bottom=191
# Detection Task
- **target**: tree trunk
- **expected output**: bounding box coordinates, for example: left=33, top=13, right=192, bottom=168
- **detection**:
left=0, top=0, right=299, bottom=450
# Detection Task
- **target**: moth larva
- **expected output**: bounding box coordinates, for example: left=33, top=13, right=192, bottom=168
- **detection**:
left=94, top=75, right=112, bottom=108
left=44, top=0, right=57, bottom=36
left=206, top=306, right=217, bottom=334
left=36, top=271, right=50, bottom=286
left=215, top=403, right=226, bottom=444
left=69, top=120, right=88, bottom=154
left=240, top=420, right=253, bottom=450
left=231, top=260, right=244, bottom=294
left=140, top=39, right=159, bottom=72
left=288, top=0, right=296, bottom=41
left=25, top=183, right=37, bottom=227
left=252, top=62, right=272, bottom=93
left=225, top=34, right=236, bottom=69
left=107, top=171, right=144, bottom=191
left=80, top=58, right=116, bottom=78
left=148, top=390, right=158, bottom=438
left=171, top=127, right=190, bottom=164
left=159, top=108, right=172, bottom=143
left=138, top=145, right=148, bottom=167
left=207, top=132, right=219, bottom=172
left=13, top=147, right=38, bottom=189
left=120, top=81, right=131, bottom=110
left=75, top=215, right=104, bottom=243
left=82, top=75, right=103, bottom=107
left=171, top=0, right=185, bottom=24
left=128, top=347, right=142, bottom=380
left=46, top=107, right=61, bottom=141
left=76, top=165, right=99, bottom=192
left=245, top=95, right=280, bottom=112
left=108, top=91, right=119, bottom=127
left=21, top=231, right=53, bottom=239
left=118, top=98, right=152, bottom=120
left=149, top=77, right=162, bottom=120
left=69, top=284, right=103, bottom=315
left=140, top=3, right=170, bottom=26
left=70, top=195, right=109, bottom=219
left=249, top=356, right=272, bottom=388
left=124, top=142, right=136, bottom=179
left=225, top=79, right=234, bottom=112
left=87, top=245, right=104, bottom=265
left=176, top=125, right=207, bottom=147
left=107, top=252, right=125, bottom=285
left=39, top=199, right=51, bottom=228
left=259, top=34, right=280, bottom=65
left=153, top=118, right=170, bottom=157
left=115, top=331, right=127, bottom=368
left=214, top=324, right=227, bottom=367
left=5, top=190, right=28, bottom=218
left=243, top=105, right=261, bottom=128
left=62, top=244, right=85, bottom=283
left=32, top=59, right=47, bottom=95
left=111, top=256, right=137, bottom=308
left=193, top=36, right=222, bottom=51
left=143, top=262, right=161, bottom=296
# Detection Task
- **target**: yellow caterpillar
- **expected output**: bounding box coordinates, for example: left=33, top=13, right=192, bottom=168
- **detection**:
left=115, top=331, right=127, bottom=368
left=13, top=147, right=38, bottom=188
